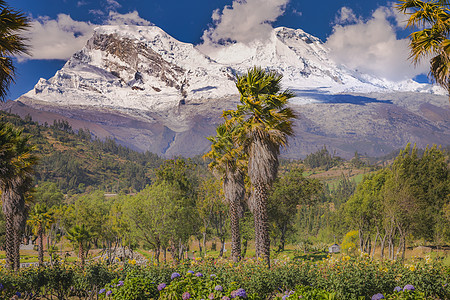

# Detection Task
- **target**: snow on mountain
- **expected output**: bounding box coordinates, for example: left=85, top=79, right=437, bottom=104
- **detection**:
left=23, top=24, right=443, bottom=115
left=25, top=25, right=237, bottom=115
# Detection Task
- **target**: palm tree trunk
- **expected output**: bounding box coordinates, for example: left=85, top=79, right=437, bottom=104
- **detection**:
left=13, top=226, right=21, bottom=271
left=230, top=197, right=241, bottom=262
left=254, top=214, right=261, bottom=257
left=13, top=211, right=27, bottom=271
left=38, top=225, right=44, bottom=267
left=4, top=214, right=15, bottom=270
left=79, top=241, right=85, bottom=269
left=254, top=181, right=270, bottom=268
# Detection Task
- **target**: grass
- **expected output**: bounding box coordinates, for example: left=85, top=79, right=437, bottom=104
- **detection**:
left=2, top=238, right=450, bottom=267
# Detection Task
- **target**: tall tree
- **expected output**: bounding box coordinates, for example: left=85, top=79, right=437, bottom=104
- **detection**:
left=27, top=203, right=55, bottom=266
left=0, top=0, right=30, bottom=100
left=66, top=224, right=93, bottom=269
left=0, top=124, right=37, bottom=271
left=0, top=1, right=31, bottom=271
left=196, top=177, right=229, bottom=258
left=397, top=0, right=450, bottom=102
left=268, top=167, right=322, bottom=252
left=205, top=123, right=246, bottom=262
left=225, top=67, right=296, bottom=267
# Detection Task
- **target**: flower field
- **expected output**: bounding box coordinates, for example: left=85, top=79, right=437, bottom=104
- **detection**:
left=0, top=254, right=449, bottom=299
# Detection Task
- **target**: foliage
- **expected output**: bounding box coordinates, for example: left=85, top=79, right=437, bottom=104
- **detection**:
left=274, top=285, right=336, bottom=300
left=397, top=0, right=450, bottom=97
left=268, top=166, right=322, bottom=251
left=303, top=146, right=342, bottom=170
left=342, top=144, right=450, bottom=259
left=158, top=271, right=255, bottom=300
left=341, top=230, right=358, bottom=254
left=0, top=0, right=30, bottom=100
left=0, top=111, right=163, bottom=193
left=0, top=257, right=448, bottom=299
left=224, top=66, right=297, bottom=267
left=32, top=181, right=64, bottom=208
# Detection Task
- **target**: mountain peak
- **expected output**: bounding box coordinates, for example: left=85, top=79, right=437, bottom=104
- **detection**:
left=22, top=24, right=443, bottom=115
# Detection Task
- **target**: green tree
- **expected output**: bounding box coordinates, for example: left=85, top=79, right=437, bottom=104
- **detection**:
left=0, top=0, right=30, bottom=100
left=66, top=224, right=93, bottom=268
left=205, top=123, right=246, bottom=262
left=0, top=124, right=37, bottom=271
left=225, top=67, right=296, bottom=267
left=331, top=173, right=356, bottom=209
left=27, top=203, right=55, bottom=266
left=398, top=0, right=450, bottom=102
left=33, top=182, right=64, bottom=208
left=70, top=191, right=111, bottom=248
left=268, top=167, right=322, bottom=252
left=196, top=177, right=228, bottom=257
left=104, top=196, right=131, bottom=263
left=303, top=146, right=342, bottom=170
left=124, top=181, right=196, bottom=262
left=344, top=169, right=388, bottom=258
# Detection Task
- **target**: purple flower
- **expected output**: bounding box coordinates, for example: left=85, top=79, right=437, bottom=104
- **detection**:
left=117, top=281, right=124, bottom=287
left=403, top=284, right=415, bottom=291
left=99, top=289, right=106, bottom=294
left=371, top=293, right=384, bottom=300
left=282, top=296, right=288, bottom=300
left=157, top=283, right=166, bottom=291
left=222, top=297, right=231, bottom=300
left=210, top=274, right=217, bottom=279
left=182, top=292, right=191, bottom=300
left=196, top=272, right=204, bottom=277
left=187, top=270, right=195, bottom=274
left=106, top=290, right=112, bottom=296
left=171, top=272, right=181, bottom=279
left=394, top=286, right=402, bottom=292
left=0, top=283, right=3, bottom=290
left=215, top=285, right=223, bottom=292
left=208, top=292, right=215, bottom=299
left=235, top=288, right=247, bottom=298
left=230, top=290, right=237, bottom=298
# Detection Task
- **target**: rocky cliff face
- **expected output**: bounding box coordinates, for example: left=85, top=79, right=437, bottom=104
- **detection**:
left=10, top=25, right=450, bottom=158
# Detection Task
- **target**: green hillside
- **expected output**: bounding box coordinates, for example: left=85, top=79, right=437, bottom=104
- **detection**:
left=0, top=111, right=164, bottom=193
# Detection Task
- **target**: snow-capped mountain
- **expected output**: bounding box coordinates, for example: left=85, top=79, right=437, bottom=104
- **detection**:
left=23, top=25, right=442, bottom=115
left=11, top=24, right=450, bottom=158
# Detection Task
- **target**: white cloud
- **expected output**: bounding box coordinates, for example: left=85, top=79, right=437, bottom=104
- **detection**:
left=106, top=0, right=121, bottom=9
left=89, top=9, right=104, bottom=16
left=22, top=14, right=95, bottom=60
left=21, top=11, right=152, bottom=61
left=334, top=7, right=358, bottom=24
left=106, top=11, right=151, bottom=26
left=199, top=0, right=290, bottom=52
left=325, top=6, right=428, bottom=81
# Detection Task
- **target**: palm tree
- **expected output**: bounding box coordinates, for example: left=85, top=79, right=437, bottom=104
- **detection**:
left=205, top=123, right=246, bottom=262
left=66, top=224, right=93, bottom=268
left=0, top=124, right=37, bottom=270
left=224, top=67, right=296, bottom=267
left=0, top=0, right=30, bottom=100
left=397, top=0, right=450, bottom=102
left=27, top=203, right=55, bottom=266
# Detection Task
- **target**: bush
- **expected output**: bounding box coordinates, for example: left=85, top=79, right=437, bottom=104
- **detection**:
left=0, top=256, right=448, bottom=299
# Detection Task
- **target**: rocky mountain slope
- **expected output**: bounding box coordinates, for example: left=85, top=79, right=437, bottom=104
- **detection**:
left=6, top=25, right=450, bottom=158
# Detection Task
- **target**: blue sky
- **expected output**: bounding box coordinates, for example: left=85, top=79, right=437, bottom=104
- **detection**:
left=7, top=0, right=428, bottom=100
